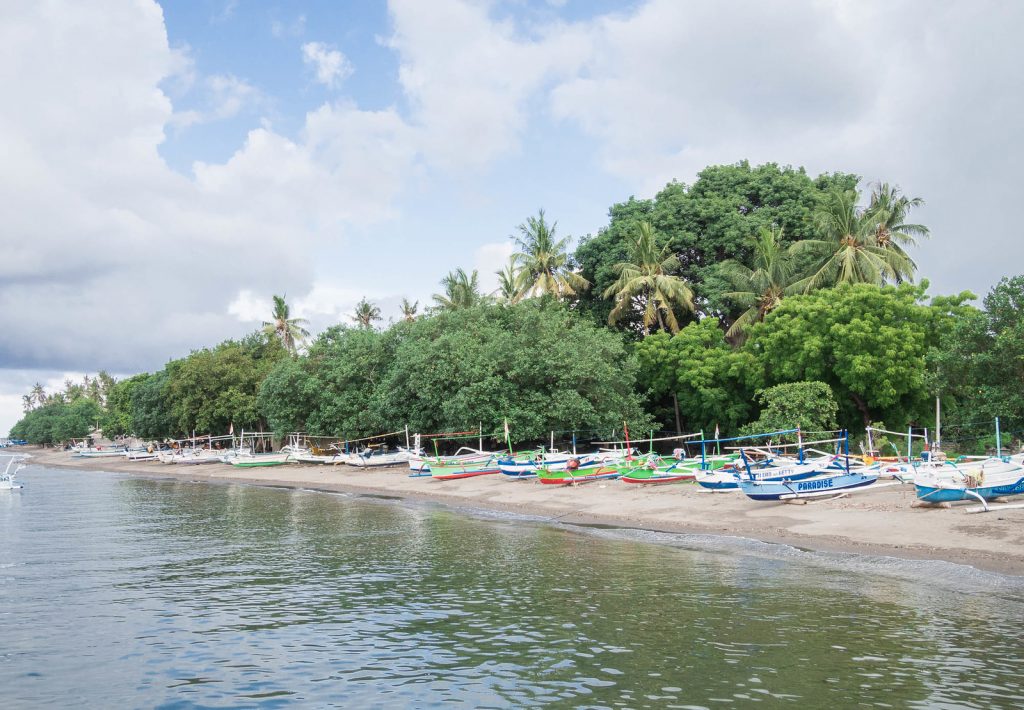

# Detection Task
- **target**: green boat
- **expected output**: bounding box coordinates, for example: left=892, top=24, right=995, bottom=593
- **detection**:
left=618, top=454, right=739, bottom=484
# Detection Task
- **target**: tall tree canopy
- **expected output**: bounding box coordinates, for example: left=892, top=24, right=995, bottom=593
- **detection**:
left=512, top=209, right=589, bottom=300
left=790, top=188, right=917, bottom=291
left=432, top=268, right=489, bottom=311
left=745, top=282, right=972, bottom=428
left=604, top=221, right=694, bottom=335
left=575, top=161, right=858, bottom=330
left=262, top=294, right=310, bottom=354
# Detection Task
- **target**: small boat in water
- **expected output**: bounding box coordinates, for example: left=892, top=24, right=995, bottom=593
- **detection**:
left=1, top=454, right=29, bottom=490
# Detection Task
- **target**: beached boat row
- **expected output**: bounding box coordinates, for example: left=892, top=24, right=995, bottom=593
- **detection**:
left=54, top=421, right=1024, bottom=510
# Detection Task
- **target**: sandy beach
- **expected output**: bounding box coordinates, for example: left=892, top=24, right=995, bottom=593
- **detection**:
left=22, top=446, right=1024, bottom=576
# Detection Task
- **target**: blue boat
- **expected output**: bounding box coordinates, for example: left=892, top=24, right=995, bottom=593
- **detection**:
left=696, top=459, right=821, bottom=490
left=738, top=470, right=879, bottom=501
left=914, top=457, right=1024, bottom=503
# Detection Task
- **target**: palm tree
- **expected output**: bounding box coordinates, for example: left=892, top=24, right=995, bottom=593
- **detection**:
left=791, top=188, right=915, bottom=292
left=262, top=294, right=310, bottom=354
left=30, top=382, right=46, bottom=407
left=719, top=226, right=799, bottom=339
left=511, top=209, right=589, bottom=299
left=432, top=268, right=489, bottom=311
left=603, top=221, right=694, bottom=335
left=868, top=182, right=928, bottom=283
left=494, top=258, right=523, bottom=304
left=351, top=298, right=381, bottom=328
left=400, top=298, right=419, bottom=322
left=21, top=394, right=34, bottom=412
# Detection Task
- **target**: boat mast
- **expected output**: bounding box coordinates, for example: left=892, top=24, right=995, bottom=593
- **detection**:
left=996, top=417, right=1002, bottom=457
left=935, top=396, right=942, bottom=450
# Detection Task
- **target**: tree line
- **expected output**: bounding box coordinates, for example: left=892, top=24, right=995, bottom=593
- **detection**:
left=11, top=162, right=1022, bottom=453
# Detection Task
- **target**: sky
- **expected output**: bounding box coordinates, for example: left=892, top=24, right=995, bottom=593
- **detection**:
left=2, top=0, right=1023, bottom=435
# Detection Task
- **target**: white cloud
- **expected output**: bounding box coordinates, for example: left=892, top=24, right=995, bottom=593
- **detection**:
left=227, top=290, right=267, bottom=322
left=301, top=41, right=353, bottom=88
left=271, top=14, right=306, bottom=38
left=170, top=73, right=262, bottom=127
left=0, top=1, right=420, bottom=382
left=473, top=241, right=514, bottom=294
left=385, top=0, right=590, bottom=170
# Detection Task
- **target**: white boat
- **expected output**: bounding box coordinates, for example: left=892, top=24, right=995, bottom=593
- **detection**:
left=159, top=448, right=224, bottom=465
left=72, top=447, right=127, bottom=458
left=347, top=447, right=420, bottom=468
left=228, top=451, right=293, bottom=468
left=1, top=454, right=29, bottom=490
left=409, top=447, right=500, bottom=473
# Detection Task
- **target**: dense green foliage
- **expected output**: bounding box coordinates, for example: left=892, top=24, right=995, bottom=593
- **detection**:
left=10, top=397, right=102, bottom=445
left=258, top=303, right=650, bottom=443
left=929, top=276, right=1024, bottom=444
left=165, top=334, right=287, bottom=435
left=740, top=382, right=839, bottom=436
left=575, top=162, right=858, bottom=329
left=745, top=282, right=972, bottom=427
left=636, top=319, right=763, bottom=435
left=8, top=161, right=1016, bottom=453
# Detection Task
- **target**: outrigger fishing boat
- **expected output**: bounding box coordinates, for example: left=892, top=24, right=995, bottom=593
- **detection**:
left=915, top=419, right=1024, bottom=505
left=736, top=431, right=880, bottom=501
left=0, top=454, right=29, bottom=490
left=430, top=457, right=502, bottom=480
left=619, top=453, right=739, bottom=484
left=536, top=464, right=622, bottom=485
left=694, top=429, right=853, bottom=492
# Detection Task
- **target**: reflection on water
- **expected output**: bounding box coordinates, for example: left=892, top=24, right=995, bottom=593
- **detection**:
left=2, top=467, right=1023, bottom=708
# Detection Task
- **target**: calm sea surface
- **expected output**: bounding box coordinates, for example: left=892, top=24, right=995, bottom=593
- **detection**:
left=2, top=466, right=1024, bottom=708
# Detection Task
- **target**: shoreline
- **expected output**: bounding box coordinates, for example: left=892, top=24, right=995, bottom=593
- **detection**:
left=21, top=447, right=1024, bottom=577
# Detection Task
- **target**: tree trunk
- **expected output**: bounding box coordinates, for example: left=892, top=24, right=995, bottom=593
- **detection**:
left=850, top=392, right=872, bottom=427
left=673, top=393, right=682, bottom=435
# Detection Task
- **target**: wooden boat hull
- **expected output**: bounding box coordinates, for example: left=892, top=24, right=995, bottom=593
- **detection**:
left=537, top=467, right=621, bottom=485
left=431, top=468, right=500, bottom=481
left=915, top=477, right=1024, bottom=502
left=738, top=471, right=879, bottom=501
left=621, top=471, right=694, bottom=484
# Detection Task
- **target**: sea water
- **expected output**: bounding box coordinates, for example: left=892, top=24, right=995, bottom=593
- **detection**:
left=2, top=466, right=1023, bottom=708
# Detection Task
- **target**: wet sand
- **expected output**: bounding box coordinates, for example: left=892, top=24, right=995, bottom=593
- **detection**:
left=23, top=447, right=1024, bottom=576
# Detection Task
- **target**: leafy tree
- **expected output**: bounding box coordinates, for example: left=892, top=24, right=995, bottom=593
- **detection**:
left=9, top=398, right=101, bottom=444
left=575, top=162, right=859, bottom=326
left=375, top=301, right=650, bottom=440
left=495, top=258, right=522, bottom=304
left=928, top=276, right=1024, bottom=439
left=53, top=398, right=102, bottom=442
left=302, top=326, right=396, bottom=437
left=869, top=182, right=929, bottom=281
left=512, top=209, right=589, bottom=300
left=164, top=334, right=286, bottom=435
left=258, top=357, right=318, bottom=434
left=635, top=319, right=764, bottom=435
left=603, top=221, right=694, bottom=335
left=791, top=188, right=916, bottom=292
left=432, top=268, right=489, bottom=311
left=351, top=298, right=381, bottom=329
left=400, top=298, right=419, bottom=322
left=131, top=372, right=175, bottom=440
left=30, top=382, right=46, bottom=408
left=740, top=381, right=839, bottom=435
left=101, top=373, right=150, bottom=438
left=262, top=294, right=310, bottom=355
left=719, top=226, right=798, bottom=339
left=745, top=282, right=970, bottom=428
